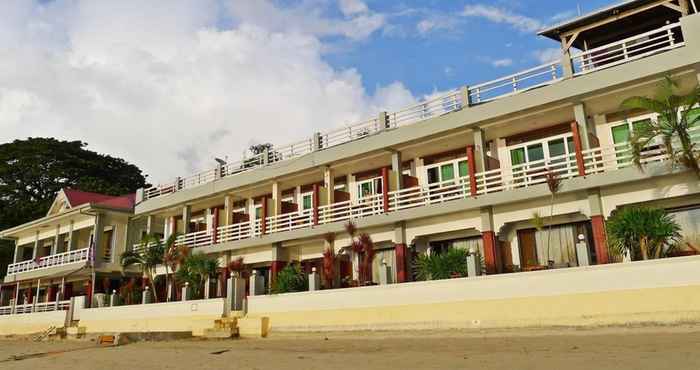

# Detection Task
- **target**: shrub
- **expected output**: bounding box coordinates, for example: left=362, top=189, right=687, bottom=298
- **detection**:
left=415, top=248, right=469, bottom=281
left=607, top=206, right=681, bottom=260
left=272, top=263, right=308, bottom=294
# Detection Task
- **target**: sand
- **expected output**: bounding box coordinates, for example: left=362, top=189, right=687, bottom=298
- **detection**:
left=2, top=325, right=700, bottom=370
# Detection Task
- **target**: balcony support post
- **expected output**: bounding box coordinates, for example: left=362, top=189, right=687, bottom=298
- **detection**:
left=588, top=189, right=610, bottom=264
left=573, top=103, right=593, bottom=149
left=261, top=196, right=268, bottom=235
left=224, top=195, right=234, bottom=227
left=13, top=241, right=20, bottom=263
left=466, top=145, right=478, bottom=197
left=68, top=221, right=77, bottom=251
left=182, top=206, right=192, bottom=234
left=312, top=184, right=320, bottom=225
left=381, top=167, right=390, bottom=213
left=480, top=207, right=502, bottom=274
left=571, top=121, right=587, bottom=177
left=32, top=231, right=39, bottom=260
left=391, top=151, right=403, bottom=191
left=92, top=213, right=105, bottom=266
left=394, top=222, right=409, bottom=283
left=324, top=166, right=335, bottom=205
left=272, top=182, right=282, bottom=217
left=211, top=207, right=219, bottom=245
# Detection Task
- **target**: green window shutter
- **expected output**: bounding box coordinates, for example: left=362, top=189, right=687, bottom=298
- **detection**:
left=527, top=143, right=544, bottom=163
left=611, top=124, right=631, bottom=144
left=440, top=164, right=455, bottom=181
left=510, top=148, right=525, bottom=166
left=458, top=160, right=469, bottom=177
left=255, top=207, right=262, bottom=220
left=548, top=138, right=566, bottom=157
left=302, top=195, right=312, bottom=210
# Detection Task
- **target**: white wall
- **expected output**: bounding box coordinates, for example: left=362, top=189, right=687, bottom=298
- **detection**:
left=0, top=310, right=67, bottom=336
left=77, top=298, right=225, bottom=336
left=248, top=256, right=700, bottom=314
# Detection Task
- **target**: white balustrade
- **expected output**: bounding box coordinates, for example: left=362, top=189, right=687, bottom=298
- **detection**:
left=571, top=22, right=683, bottom=75
left=141, top=23, right=686, bottom=202
left=6, top=248, right=90, bottom=275
left=0, top=300, right=71, bottom=316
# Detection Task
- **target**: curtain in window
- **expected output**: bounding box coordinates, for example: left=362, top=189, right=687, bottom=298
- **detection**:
left=372, top=247, right=397, bottom=284
left=670, top=208, right=700, bottom=245
left=534, top=224, right=577, bottom=266
left=450, top=237, right=484, bottom=258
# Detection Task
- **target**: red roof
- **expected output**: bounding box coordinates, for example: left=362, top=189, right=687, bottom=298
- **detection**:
left=63, top=189, right=135, bottom=211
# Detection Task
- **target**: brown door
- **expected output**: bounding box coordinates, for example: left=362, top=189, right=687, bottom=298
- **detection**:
left=518, top=229, right=539, bottom=268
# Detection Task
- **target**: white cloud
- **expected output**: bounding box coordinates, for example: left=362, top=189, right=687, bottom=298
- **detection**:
left=0, top=0, right=415, bottom=185
left=461, top=4, right=543, bottom=33
left=226, top=0, right=385, bottom=41
left=491, top=58, right=513, bottom=68
left=338, top=0, right=369, bottom=16
left=532, top=48, right=562, bottom=64
left=550, top=10, right=577, bottom=24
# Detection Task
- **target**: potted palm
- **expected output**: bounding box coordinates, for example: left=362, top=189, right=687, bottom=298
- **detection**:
left=607, top=206, right=681, bottom=261
left=175, top=253, right=219, bottom=299
left=120, top=234, right=164, bottom=302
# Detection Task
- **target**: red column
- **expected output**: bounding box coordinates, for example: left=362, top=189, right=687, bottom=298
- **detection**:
left=381, top=167, right=390, bottom=213
left=85, top=279, right=92, bottom=307
left=47, top=284, right=56, bottom=302
left=261, top=197, right=268, bottom=235
left=394, top=243, right=408, bottom=283
left=270, top=261, right=286, bottom=285
left=466, top=145, right=477, bottom=196
left=571, top=121, right=586, bottom=177
left=591, top=215, right=609, bottom=264
left=211, top=207, right=219, bottom=245
left=482, top=231, right=501, bottom=274
left=312, top=184, right=320, bottom=225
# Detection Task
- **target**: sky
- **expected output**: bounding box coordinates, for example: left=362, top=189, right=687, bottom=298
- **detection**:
left=0, top=0, right=622, bottom=186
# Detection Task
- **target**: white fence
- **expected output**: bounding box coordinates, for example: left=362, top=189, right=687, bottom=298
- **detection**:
left=7, top=247, right=90, bottom=275
left=0, top=300, right=71, bottom=316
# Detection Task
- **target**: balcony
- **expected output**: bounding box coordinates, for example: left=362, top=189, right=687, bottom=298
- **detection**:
left=134, top=124, right=699, bottom=251
left=6, top=247, right=90, bottom=276
left=139, top=22, right=687, bottom=203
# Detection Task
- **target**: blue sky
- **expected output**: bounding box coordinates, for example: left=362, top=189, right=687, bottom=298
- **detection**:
left=324, top=0, right=617, bottom=97
left=1, top=0, right=624, bottom=182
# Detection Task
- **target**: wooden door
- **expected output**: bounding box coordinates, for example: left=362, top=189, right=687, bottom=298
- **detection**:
left=518, top=229, right=539, bottom=268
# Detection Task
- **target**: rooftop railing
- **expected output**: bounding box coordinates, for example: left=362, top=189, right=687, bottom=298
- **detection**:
left=140, top=22, right=686, bottom=202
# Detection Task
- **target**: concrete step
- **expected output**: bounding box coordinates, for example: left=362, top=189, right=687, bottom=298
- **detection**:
left=237, top=317, right=270, bottom=338
left=202, top=326, right=239, bottom=339
left=213, top=317, right=237, bottom=330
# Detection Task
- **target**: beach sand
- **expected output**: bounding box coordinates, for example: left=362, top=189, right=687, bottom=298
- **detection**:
left=2, top=325, right=700, bottom=370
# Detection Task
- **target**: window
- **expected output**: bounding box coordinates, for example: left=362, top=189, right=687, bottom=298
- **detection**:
left=254, top=205, right=263, bottom=220
left=425, top=158, right=469, bottom=186
left=508, top=134, right=574, bottom=167
left=301, top=193, right=313, bottom=210
left=610, top=118, right=656, bottom=163
left=357, top=177, right=382, bottom=199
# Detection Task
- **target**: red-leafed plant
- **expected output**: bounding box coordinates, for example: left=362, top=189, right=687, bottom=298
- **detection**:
left=344, top=221, right=376, bottom=285
left=228, top=256, right=246, bottom=278
left=322, top=233, right=336, bottom=289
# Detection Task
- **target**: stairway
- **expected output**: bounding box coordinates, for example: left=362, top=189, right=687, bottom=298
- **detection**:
left=202, top=317, right=239, bottom=339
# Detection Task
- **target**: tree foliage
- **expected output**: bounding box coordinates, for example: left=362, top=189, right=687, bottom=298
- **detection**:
left=175, top=253, right=219, bottom=299
left=620, top=76, right=700, bottom=178
left=120, top=234, right=164, bottom=302
left=0, top=137, right=147, bottom=229
left=415, top=248, right=469, bottom=281
left=606, top=207, right=682, bottom=260
left=271, top=263, right=308, bottom=294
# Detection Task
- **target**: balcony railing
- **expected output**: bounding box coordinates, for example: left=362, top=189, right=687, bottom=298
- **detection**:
left=134, top=130, right=696, bottom=251
left=140, top=22, right=687, bottom=202
left=6, top=247, right=90, bottom=276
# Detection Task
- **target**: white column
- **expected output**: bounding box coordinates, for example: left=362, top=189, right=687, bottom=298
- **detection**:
left=32, top=231, right=39, bottom=260
left=574, top=103, right=592, bottom=149
left=472, top=128, right=488, bottom=172
left=182, top=206, right=192, bottom=234
left=52, top=225, right=60, bottom=255
left=391, top=151, right=403, bottom=190
left=68, top=220, right=78, bottom=251
left=13, top=242, right=21, bottom=263
left=224, top=195, right=233, bottom=226
left=271, top=182, right=282, bottom=216
left=323, top=167, right=335, bottom=205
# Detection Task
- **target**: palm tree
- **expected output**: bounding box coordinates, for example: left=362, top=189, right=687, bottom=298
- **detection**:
left=120, top=234, right=164, bottom=302
left=607, top=207, right=681, bottom=260
left=544, top=171, right=562, bottom=265
left=175, top=253, right=220, bottom=299
left=162, top=233, right=187, bottom=301
left=621, top=76, right=700, bottom=178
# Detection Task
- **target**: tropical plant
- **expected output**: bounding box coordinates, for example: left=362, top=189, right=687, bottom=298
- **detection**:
left=544, top=171, right=562, bottom=264
left=322, top=233, right=336, bottom=289
left=606, top=207, right=682, bottom=260
left=162, top=233, right=187, bottom=301
left=621, top=76, right=700, bottom=178
left=175, top=253, right=220, bottom=299
left=345, top=221, right=375, bottom=285
left=415, top=248, right=469, bottom=281
left=120, top=234, right=164, bottom=302
left=227, top=256, right=246, bottom=278
left=271, top=263, right=308, bottom=294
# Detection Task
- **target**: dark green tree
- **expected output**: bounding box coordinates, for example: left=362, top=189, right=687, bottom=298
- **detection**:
left=0, top=137, right=147, bottom=230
